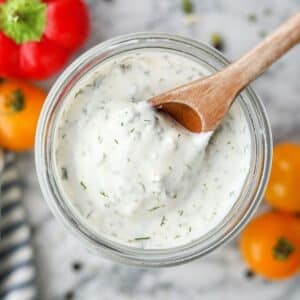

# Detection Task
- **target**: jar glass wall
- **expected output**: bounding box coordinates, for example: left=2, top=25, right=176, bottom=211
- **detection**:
left=35, top=33, right=272, bottom=267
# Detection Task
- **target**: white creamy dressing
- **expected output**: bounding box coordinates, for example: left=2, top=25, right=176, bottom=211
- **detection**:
left=54, top=51, right=251, bottom=249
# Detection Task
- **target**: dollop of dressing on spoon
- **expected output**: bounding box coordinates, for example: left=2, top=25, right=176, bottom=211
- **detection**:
left=54, top=51, right=251, bottom=249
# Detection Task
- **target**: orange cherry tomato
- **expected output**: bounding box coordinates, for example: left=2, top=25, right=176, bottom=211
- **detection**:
left=265, top=143, right=300, bottom=213
left=0, top=78, right=46, bottom=151
left=240, top=212, right=300, bottom=280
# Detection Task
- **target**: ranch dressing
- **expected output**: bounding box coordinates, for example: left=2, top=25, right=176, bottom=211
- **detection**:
left=54, top=51, right=251, bottom=249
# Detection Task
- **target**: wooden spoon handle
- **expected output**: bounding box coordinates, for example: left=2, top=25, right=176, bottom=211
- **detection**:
left=224, top=11, right=300, bottom=93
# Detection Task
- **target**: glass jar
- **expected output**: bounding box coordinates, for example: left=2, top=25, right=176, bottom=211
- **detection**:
left=35, top=33, right=272, bottom=267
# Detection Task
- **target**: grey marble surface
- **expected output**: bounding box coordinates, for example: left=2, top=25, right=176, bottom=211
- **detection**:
left=17, top=0, right=300, bottom=299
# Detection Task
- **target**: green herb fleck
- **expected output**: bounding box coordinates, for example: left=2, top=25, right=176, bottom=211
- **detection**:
left=247, top=13, right=257, bottom=22
left=174, top=235, right=181, bottom=239
left=120, top=63, right=131, bottom=71
left=185, top=163, right=191, bottom=170
left=80, top=181, right=87, bottom=190
left=139, top=182, right=146, bottom=192
left=114, top=139, right=119, bottom=144
left=61, top=167, right=68, bottom=180
left=148, top=206, right=161, bottom=212
left=178, top=210, right=184, bottom=216
left=130, top=128, right=135, bottom=133
left=100, top=191, right=109, bottom=198
left=134, top=237, right=151, bottom=241
left=75, top=89, right=83, bottom=98
left=189, top=226, right=192, bottom=232
left=160, top=216, right=166, bottom=226
left=86, top=210, right=94, bottom=219
left=272, top=237, right=294, bottom=260
left=182, top=0, right=193, bottom=14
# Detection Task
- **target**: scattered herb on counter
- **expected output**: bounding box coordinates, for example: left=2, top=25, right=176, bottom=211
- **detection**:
left=64, top=291, right=75, bottom=300
left=80, top=181, right=87, bottom=190
left=258, top=30, right=267, bottom=38
left=245, top=269, right=255, bottom=279
left=182, top=0, right=194, bottom=14
left=114, top=139, right=119, bottom=144
left=247, top=13, right=257, bottom=22
left=189, top=226, right=192, bottom=232
left=72, top=261, right=83, bottom=272
left=174, top=235, right=181, bottom=239
left=61, top=167, right=68, bottom=180
left=130, top=128, right=135, bottom=133
left=263, top=8, right=272, bottom=16
left=210, top=33, right=224, bottom=51
left=178, top=210, right=184, bottom=216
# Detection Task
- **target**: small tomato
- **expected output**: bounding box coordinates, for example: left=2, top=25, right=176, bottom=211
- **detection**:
left=265, top=143, right=300, bottom=213
left=240, top=212, right=300, bottom=280
left=0, top=78, right=46, bottom=151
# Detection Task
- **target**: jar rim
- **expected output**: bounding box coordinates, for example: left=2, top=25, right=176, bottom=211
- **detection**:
left=35, top=32, right=272, bottom=267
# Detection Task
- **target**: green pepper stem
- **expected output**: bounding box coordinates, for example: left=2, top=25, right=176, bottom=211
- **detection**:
left=0, top=0, right=46, bottom=44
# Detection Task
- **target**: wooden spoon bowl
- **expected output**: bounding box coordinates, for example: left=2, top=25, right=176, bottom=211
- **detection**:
left=150, top=12, right=300, bottom=133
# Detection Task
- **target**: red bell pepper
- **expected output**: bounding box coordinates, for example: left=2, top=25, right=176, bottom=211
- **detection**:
left=0, top=0, right=90, bottom=80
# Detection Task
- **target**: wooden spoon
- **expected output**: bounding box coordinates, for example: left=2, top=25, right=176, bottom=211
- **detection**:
left=149, top=12, right=300, bottom=133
